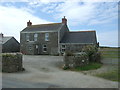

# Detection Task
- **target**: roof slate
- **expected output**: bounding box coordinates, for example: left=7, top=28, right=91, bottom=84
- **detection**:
left=60, top=31, right=97, bottom=44
left=21, top=23, right=64, bottom=32
left=2, top=37, right=13, bottom=44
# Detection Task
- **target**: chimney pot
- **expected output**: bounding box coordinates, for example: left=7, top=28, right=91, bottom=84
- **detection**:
left=27, top=20, right=32, bottom=27
left=0, top=33, right=3, bottom=37
left=62, top=16, right=67, bottom=24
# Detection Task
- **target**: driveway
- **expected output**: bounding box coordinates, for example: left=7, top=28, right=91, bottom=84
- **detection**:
left=2, top=55, right=118, bottom=88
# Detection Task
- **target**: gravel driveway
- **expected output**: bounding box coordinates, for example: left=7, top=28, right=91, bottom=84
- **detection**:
left=2, top=55, right=118, bottom=88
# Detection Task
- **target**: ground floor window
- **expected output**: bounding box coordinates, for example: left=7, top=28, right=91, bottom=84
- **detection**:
left=35, top=45, right=38, bottom=49
left=29, top=45, right=32, bottom=51
left=43, top=44, right=47, bottom=52
left=61, top=44, right=66, bottom=53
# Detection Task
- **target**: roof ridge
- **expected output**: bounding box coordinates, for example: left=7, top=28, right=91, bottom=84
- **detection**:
left=29, top=23, right=62, bottom=27
left=3, top=36, right=13, bottom=38
left=70, top=30, right=96, bottom=33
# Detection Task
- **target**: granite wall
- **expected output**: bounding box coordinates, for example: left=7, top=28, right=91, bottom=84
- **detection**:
left=2, top=53, right=23, bottom=73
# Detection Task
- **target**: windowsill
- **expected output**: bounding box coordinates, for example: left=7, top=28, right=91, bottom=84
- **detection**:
left=43, top=51, right=47, bottom=52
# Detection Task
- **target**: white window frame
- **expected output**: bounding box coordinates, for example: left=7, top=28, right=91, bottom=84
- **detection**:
left=45, top=33, right=49, bottom=41
left=34, top=33, right=38, bottom=41
left=43, top=44, right=47, bottom=52
left=61, top=44, right=66, bottom=53
left=35, top=45, right=38, bottom=49
left=26, top=33, right=29, bottom=41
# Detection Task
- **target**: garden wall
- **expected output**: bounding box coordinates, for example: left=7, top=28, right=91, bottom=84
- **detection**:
left=2, top=53, right=23, bottom=73
left=63, top=52, right=89, bottom=68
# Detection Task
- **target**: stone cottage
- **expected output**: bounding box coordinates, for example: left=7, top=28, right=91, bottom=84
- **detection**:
left=20, top=17, right=98, bottom=55
left=0, top=33, right=20, bottom=53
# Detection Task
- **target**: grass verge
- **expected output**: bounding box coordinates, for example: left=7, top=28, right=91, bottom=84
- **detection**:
left=95, top=69, right=119, bottom=82
left=73, top=62, right=102, bottom=71
left=63, top=62, right=102, bottom=71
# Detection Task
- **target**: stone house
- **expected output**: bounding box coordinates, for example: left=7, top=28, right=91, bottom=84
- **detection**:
left=0, top=33, right=20, bottom=53
left=20, top=17, right=98, bottom=55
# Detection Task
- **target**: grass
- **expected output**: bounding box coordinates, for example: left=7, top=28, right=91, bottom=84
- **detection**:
left=99, top=47, right=119, bottom=59
left=95, top=69, right=119, bottom=82
left=63, top=62, right=102, bottom=71
left=73, top=62, right=102, bottom=71
left=96, top=47, right=119, bottom=82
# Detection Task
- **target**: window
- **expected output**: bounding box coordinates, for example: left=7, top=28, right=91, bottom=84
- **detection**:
left=26, top=33, right=29, bottom=41
left=45, top=33, right=49, bottom=41
left=43, top=44, right=47, bottom=52
left=61, top=44, right=66, bottom=53
left=36, top=45, right=38, bottom=49
left=29, top=45, right=32, bottom=50
left=34, top=33, right=38, bottom=41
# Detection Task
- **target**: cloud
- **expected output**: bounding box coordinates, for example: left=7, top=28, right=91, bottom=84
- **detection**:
left=0, top=5, right=51, bottom=42
left=97, top=30, right=118, bottom=47
left=40, top=1, right=117, bottom=26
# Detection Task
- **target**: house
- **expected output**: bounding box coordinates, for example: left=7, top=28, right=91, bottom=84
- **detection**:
left=20, top=17, right=98, bottom=55
left=0, top=33, right=20, bottom=53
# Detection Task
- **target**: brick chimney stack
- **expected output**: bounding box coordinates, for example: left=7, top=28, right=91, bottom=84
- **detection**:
left=62, top=16, right=67, bottom=24
left=27, top=20, right=32, bottom=27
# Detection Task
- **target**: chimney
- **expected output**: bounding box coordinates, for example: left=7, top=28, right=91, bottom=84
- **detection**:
left=0, top=33, right=3, bottom=37
left=62, top=16, right=67, bottom=24
left=27, top=20, right=32, bottom=27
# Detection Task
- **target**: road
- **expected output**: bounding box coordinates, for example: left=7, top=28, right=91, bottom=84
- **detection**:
left=2, top=77, right=60, bottom=88
left=2, top=55, right=119, bottom=88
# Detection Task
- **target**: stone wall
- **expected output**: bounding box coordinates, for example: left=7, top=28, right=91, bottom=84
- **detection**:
left=63, top=52, right=89, bottom=68
left=60, top=43, right=94, bottom=54
left=2, top=53, right=23, bottom=73
left=20, top=32, right=59, bottom=55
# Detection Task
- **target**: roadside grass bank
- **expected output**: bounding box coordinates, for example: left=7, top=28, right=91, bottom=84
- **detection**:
left=95, top=69, right=119, bottom=82
left=63, top=62, right=102, bottom=71
left=95, top=47, right=119, bottom=82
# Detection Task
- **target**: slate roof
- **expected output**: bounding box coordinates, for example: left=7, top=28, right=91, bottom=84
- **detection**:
left=2, top=37, right=13, bottom=44
left=60, top=31, right=97, bottom=44
left=21, top=23, right=64, bottom=32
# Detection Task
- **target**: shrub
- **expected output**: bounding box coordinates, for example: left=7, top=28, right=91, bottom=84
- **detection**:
left=74, top=52, right=89, bottom=67
left=64, top=51, right=74, bottom=56
left=82, top=45, right=101, bottom=62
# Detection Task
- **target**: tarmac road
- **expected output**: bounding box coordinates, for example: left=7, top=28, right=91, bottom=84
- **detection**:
left=2, top=76, right=61, bottom=88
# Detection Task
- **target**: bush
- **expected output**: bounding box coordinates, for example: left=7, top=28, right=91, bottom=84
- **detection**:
left=64, top=51, right=74, bottom=56
left=82, top=45, right=101, bottom=62
left=74, top=52, right=89, bottom=67
left=2, top=54, right=17, bottom=58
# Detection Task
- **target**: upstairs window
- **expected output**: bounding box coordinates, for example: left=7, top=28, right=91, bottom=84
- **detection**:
left=45, top=33, right=49, bottom=41
left=34, top=33, right=38, bottom=41
left=26, top=33, right=29, bottom=41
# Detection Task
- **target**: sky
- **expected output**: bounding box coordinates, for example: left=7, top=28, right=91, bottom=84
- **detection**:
left=0, top=0, right=119, bottom=47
